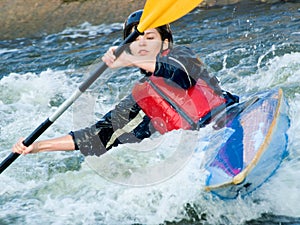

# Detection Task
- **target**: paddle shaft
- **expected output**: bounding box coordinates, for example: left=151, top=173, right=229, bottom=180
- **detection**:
left=0, top=30, right=142, bottom=174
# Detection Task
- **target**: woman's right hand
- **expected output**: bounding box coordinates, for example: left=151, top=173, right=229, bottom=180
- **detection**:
left=102, top=46, right=131, bottom=69
left=12, top=138, right=38, bottom=155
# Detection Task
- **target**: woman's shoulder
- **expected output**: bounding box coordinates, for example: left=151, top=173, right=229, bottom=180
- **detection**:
left=171, top=45, right=192, bottom=51
left=169, top=45, right=196, bottom=57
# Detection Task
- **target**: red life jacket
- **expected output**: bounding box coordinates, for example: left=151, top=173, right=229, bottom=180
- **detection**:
left=132, top=75, right=226, bottom=134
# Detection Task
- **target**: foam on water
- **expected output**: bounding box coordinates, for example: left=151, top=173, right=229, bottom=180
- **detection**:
left=1, top=50, right=299, bottom=224
left=0, top=48, right=19, bottom=55
left=260, top=92, right=300, bottom=217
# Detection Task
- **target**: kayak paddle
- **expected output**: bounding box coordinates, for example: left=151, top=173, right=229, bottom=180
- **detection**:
left=0, top=0, right=203, bottom=174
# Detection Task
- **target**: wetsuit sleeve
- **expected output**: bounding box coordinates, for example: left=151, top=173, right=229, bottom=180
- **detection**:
left=69, top=94, right=154, bottom=156
left=69, top=111, right=113, bottom=156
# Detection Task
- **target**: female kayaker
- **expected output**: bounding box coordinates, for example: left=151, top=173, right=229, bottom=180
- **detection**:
left=12, top=10, right=238, bottom=156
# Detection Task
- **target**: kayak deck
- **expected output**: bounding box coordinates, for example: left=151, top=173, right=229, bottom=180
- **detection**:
left=204, top=88, right=289, bottom=199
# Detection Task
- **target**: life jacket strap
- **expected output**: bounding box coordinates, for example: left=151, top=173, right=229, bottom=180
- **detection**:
left=148, top=79, right=197, bottom=129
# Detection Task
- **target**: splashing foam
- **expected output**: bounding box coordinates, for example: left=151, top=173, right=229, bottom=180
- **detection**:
left=241, top=52, right=300, bottom=92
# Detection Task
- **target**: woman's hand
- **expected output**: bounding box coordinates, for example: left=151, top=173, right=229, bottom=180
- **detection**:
left=102, top=46, right=131, bottom=68
left=102, top=46, right=156, bottom=73
left=12, top=138, right=39, bottom=155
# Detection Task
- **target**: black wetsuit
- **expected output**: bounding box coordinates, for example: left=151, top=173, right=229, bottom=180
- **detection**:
left=70, top=46, right=238, bottom=156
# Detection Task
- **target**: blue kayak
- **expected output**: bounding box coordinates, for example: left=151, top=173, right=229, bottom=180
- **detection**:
left=204, top=88, right=289, bottom=199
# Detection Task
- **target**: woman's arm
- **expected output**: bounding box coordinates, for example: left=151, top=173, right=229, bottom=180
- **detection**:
left=12, top=135, right=75, bottom=155
left=102, top=46, right=157, bottom=73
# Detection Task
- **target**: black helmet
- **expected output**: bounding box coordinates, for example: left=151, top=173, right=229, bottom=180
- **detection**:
left=123, top=10, right=173, bottom=45
left=123, top=10, right=143, bottom=40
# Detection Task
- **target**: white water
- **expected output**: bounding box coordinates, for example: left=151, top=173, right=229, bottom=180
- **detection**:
left=1, top=50, right=300, bottom=224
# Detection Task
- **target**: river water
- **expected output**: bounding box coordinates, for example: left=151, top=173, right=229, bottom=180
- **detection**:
left=1, top=2, right=300, bottom=225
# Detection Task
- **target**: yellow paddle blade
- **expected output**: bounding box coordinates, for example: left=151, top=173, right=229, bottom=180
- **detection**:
left=137, top=0, right=203, bottom=32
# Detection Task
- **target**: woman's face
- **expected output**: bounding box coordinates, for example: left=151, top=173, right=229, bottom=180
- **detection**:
left=129, top=28, right=169, bottom=58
